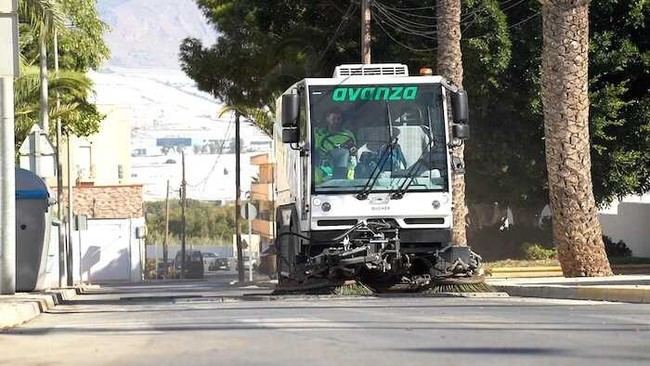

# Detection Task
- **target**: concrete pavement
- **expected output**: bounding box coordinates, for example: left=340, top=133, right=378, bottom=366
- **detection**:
left=1, top=274, right=650, bottom=365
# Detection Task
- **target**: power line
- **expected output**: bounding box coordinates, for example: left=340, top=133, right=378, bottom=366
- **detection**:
left=506, top=10, right=541, bottom=29
left=373, top=1, right=437, bottom=31
left=189, top=112, right=235, bottom=189
left=372, top=5, right=437, bottom=40
left=372, top=0, right=537, bottom=51
left=373, top=13, right=438, bottom=53
left=319, top=1, right=357, bottom=61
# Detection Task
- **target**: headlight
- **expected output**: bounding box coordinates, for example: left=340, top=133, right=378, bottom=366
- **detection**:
left=432, top=200, right=441, bottom=209
left=321, top=202, right=331, bottom=212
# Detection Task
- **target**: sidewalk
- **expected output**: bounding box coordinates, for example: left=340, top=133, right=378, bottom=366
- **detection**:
left=0, top=288, right=80, bottom=330
left=488, top=275, right=650, bottom=303
left=488, top=264, right=650, bottom=278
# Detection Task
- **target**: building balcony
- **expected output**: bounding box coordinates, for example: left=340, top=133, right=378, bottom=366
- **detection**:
left=252, top=218, right=274, bottom=238
left=251, top=182, right=273, bottom=201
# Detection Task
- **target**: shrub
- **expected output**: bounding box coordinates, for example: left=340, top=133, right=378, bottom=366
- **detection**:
left=468, top=224, right=553, bottom=261
left=522, top=243, right=557, bottom=261
left=603, top=236, right=632, bottom=258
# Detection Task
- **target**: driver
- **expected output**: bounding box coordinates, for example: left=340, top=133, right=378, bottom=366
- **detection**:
left=314, top=109, right=357, bottom=181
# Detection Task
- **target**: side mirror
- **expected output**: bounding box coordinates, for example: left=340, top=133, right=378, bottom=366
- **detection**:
left=281, top=94, right=300, bottom=128
left=451, top=90, right=469, bottom=124
left=452, top=124, right=470, bottom=140
left=282, top=128, right=299, bottom=144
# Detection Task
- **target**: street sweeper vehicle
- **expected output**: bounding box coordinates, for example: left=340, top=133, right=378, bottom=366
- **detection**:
left=273, top=64, right=481, bottom=291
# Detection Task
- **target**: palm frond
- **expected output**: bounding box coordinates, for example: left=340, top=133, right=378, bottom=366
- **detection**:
left=19, top=0, right=65, bottom=35
left=218, top=104, right=274, bottom=136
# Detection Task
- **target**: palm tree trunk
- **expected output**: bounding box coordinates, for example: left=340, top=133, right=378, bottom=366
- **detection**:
left=437, top=0, right=468, bottom=246
left=540, top=0, right=612, bottom=276
left=39, top=21, right=49, bottom=132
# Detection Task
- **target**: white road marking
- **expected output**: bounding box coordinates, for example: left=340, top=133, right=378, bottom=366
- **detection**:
left=238, top=317, right=358, bottom=331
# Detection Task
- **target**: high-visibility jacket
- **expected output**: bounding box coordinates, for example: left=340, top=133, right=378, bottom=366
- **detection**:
left=314, top=128, right=356, bottom=156
left=313, top=128, right=357, bottom=183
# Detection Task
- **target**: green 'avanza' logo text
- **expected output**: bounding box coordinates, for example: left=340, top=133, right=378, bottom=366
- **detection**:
left=332, top=86, right=418, bottom=102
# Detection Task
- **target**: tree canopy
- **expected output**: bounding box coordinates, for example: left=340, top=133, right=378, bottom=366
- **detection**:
left=180, top=0, right=649, bottom=219
left=145, top=201, right=246, bottom=246
left=16, top=0, right=110, bottom=148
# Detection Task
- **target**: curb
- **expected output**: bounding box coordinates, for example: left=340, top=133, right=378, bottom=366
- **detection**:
left=488, top=264, right=650, bottom=279
left=493, top=284, right=650, bottom=303
left=0, top=288, right=79, bottom=330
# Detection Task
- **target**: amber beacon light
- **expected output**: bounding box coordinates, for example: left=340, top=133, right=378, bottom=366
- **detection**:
left=419, top=67, right=433, bottom=76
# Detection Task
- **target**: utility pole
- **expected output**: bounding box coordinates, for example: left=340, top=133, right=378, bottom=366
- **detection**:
left=33, top=14, right=50, bottom=179
left=163, top=179, right=170, bottom=269
left=53, top=29, right=67, bottom=288
left=39, top=21, right=49, bottom=133
left=66, top=134, right=73, bottom=286
left=247, top=202, right=253, bottom=283
left=0, top=0, right=19, bottom=295
left=361, top=0, right=372, bottom=64
left=234, top=111, right=244, bottom=283
left=180, top=151, right=187, bottom=279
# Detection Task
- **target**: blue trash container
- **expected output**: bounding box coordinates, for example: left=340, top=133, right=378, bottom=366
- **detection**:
left=15, top=168, right=53, bottom=292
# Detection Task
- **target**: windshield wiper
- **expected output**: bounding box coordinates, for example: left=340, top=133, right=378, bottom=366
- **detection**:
left=391, top=107, right=436, bottom=200
left=356, top=137, right=398, bottom=200
left=356, top=103, right=396, bottom=200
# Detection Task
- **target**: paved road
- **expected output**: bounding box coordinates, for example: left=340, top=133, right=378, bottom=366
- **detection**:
left=2, top=276, right=650, bottom=366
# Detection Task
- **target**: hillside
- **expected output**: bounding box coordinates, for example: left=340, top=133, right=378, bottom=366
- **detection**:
left=97, top=0, right=216, bottom=69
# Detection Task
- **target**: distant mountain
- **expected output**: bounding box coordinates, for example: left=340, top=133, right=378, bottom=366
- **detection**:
left=97, top=0, right=216, bottom=69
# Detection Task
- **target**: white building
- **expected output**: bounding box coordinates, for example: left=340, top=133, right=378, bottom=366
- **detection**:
left=599, top=193, right=650, bottom=257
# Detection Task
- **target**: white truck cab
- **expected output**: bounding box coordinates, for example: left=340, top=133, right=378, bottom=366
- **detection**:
left=273, top=64, right=477, bottom=287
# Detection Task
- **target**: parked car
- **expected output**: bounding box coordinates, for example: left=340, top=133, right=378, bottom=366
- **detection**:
left=232, top=255, right=258, bottom=271
left=202, top=252, right=218, bottom=266
left=173, top=250, right=204, bottom=279
left=211, top=257, right=230, bottom=271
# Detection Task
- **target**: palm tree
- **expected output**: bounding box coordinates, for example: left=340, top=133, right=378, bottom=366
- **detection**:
left=18, top=0, right=64, bottom=132
left=436, top=0, right=468, bottom=246
left=218, top=98, right=278, bottom=137
left=540, top=0, right=612, bottom=276
left=14, top=65, right=94, bottom=148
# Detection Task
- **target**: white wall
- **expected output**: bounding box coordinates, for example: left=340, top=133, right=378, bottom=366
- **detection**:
left=599, top=194, right=650, bottom=257
left=71, top=217, right=145, bottom=284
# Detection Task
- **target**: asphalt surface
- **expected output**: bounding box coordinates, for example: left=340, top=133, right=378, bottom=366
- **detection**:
left=2, top=273, right=650, bottom=366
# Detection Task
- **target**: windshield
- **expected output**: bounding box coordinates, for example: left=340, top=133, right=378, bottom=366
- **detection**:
left=309, top=84, right=448, bottom=194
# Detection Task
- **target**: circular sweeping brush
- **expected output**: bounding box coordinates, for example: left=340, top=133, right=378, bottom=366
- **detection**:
left=425, top=275, right=495, bottom=294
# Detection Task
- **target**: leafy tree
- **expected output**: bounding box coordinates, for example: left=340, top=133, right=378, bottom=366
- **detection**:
left=466, top=0, right=649, bottom=223
left=16, top=0, right=109, bottom=150
left=14, top=66, right=101, bottom=147
left=145, top=201, right=247, bottom=246
left=19, top=0, right=110, bottom=71
left=589, top=0, right=650, bottom=204
left=464, top=1, right=548, bottom=227
left=181, top=0, right=648, bottom=251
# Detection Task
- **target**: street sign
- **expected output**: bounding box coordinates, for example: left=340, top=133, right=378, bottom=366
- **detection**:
left=240, top=202, right=258, bottom=220
left=18, top=125, right=56, bottom=178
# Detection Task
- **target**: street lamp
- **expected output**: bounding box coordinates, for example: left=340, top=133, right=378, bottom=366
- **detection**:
left=53, top=21, right=77, bottom=287
left=0, top=0, right=19, bottom=295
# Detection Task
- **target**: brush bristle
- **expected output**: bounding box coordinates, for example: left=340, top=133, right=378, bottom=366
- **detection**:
left=333, top=281, right=374, bottom=296
left=426, top=281, right=495, bottom=294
